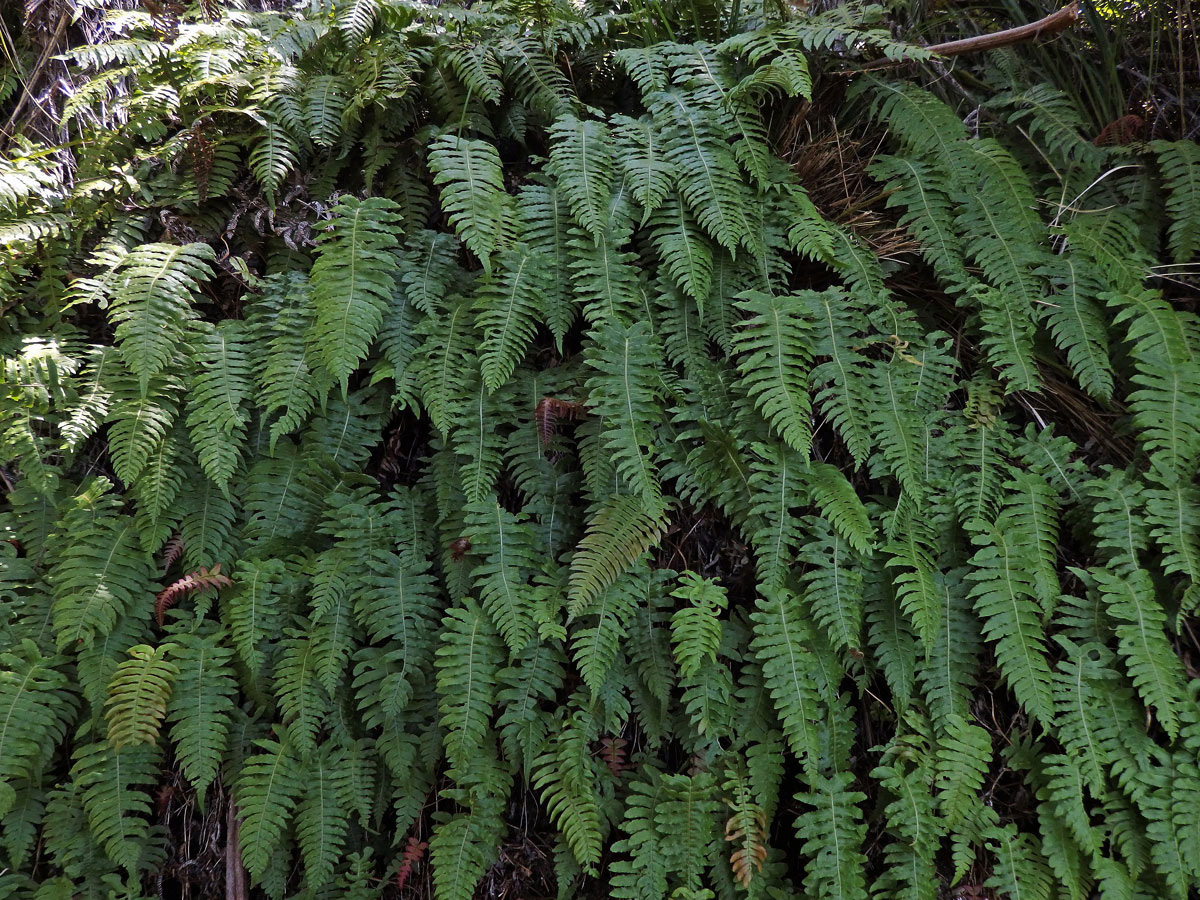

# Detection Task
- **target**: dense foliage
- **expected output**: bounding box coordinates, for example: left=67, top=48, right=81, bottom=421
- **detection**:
left=1, top=1, right=1199, bottom=899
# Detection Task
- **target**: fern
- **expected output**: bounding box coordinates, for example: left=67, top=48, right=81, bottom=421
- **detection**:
left=428, top=134, right=513, bottom=274
left=309, top=195, right=403, bottom=388
left=106, top=243, right=214, bottom=390
left=436, top=600, right=504, bottom=772
left=732, top=291, right=814, bottom=456
left=236, top=737, right=306, bottom=880
left=164, top=627, right=235, bottom=804
left=793, top=771, right=868, bottom=900
left=1154, top=140, right=1200, bottom=263
left=104, top=643, right=178, bottom=751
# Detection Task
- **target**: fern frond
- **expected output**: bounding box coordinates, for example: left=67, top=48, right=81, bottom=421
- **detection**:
left=185, top=320, right=252, bottom=491
left=0, top=642, right=77, bottom=819
left=732, top=290, right=814, bottom=456
left=1154, top=139, right=1200, bottom=263
left=583, top=321, right=665, bottom=507
left=436, top=600, right=503, bottom=772
left=671, top=571, right=727, bottom=677
left=428, top=134, right=513, bottom=274
left=164, top=627, right=235, bottom=804
left=1087, top=567, right=1187, bottom=739
left=474, top=245, right=547, bottom=391
left=236, top=737, right=306, bottom=880
left=106, top=243, right=213, bottom=389
left=465, top=499, right=539, bottom=655
left=296, top=743, right=353, bottom=887
left=750, top=587, right=821, bottom=771
left=568, top=495, right=667, bottom=611
left=309, top=195, right=403, bottom=388
left=71, top=740, right=158, bottom=874
left=547, top=115, right=615, bottom=242
left=793, top=771, right=868, bottom=900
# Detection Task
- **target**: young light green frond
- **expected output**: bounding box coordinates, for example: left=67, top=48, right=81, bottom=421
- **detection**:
left=309, top=195, right=403, bottom=388
left=105, top=643, right=178, bottom=751
left=428, top=134, right=513, bottom=274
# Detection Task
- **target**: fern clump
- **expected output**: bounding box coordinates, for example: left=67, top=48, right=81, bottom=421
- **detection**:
left=1, top=0, right=1199, bottom=899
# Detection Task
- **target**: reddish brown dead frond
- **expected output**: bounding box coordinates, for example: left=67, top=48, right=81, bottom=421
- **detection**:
left=1094, top=114, right=1145, bottom=146
left=449, top=538, right=472, bottom=561
left=186, top=125, right=215, bottom=204
left=161, top=534, right=184, bottom=575
left=395, top=836, right=428, bottom=892
left=597, top=735, right=629, bottom=777
left=535, top=397, right=585, bottom=446
left=156, top=564, right=232, bottom=626
left=725, top=806, right=768, bottom=888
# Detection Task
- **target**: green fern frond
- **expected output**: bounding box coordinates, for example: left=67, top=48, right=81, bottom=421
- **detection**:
left=968, top=524, right=1055, bottom=724
left=547, top=115, right=615, bottom=242
left=106, top=243, right=213, bottom=390
left=236, top=737, right=306, bottom=880
left=104, top=643, right=178, bottom=752
left=732, top=290, right=814, bottom=456
left=164, top=628, right=235, bottom=805
left=428, top=134, right=513, bottom=274
left=1087, top=567, right=1186, bottom=739
left=466, top=499, right=540, bottom=655
left=309, top=195, right=403, bottom=388
left=474, top=246, right=547, bottom=391
left=185, top=320, right=252, bottom=491
left=436, top=600, right=503, bottom=772
left=1154, top=140, right=1200, bottom=263
left=793, top=771, right=868, bottom=900
left=568, top=495, right=667, bottom=610
left=670, top=572, right=727, bottom=677
left=296, top=743, right=353, bottom=887
left=0, top=642, right=77, bottom=819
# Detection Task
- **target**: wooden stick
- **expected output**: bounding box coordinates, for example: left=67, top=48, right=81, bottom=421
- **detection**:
left=855, top=2, right=1082, bottom=72
left=924, top=1, right=1081, bottom=57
